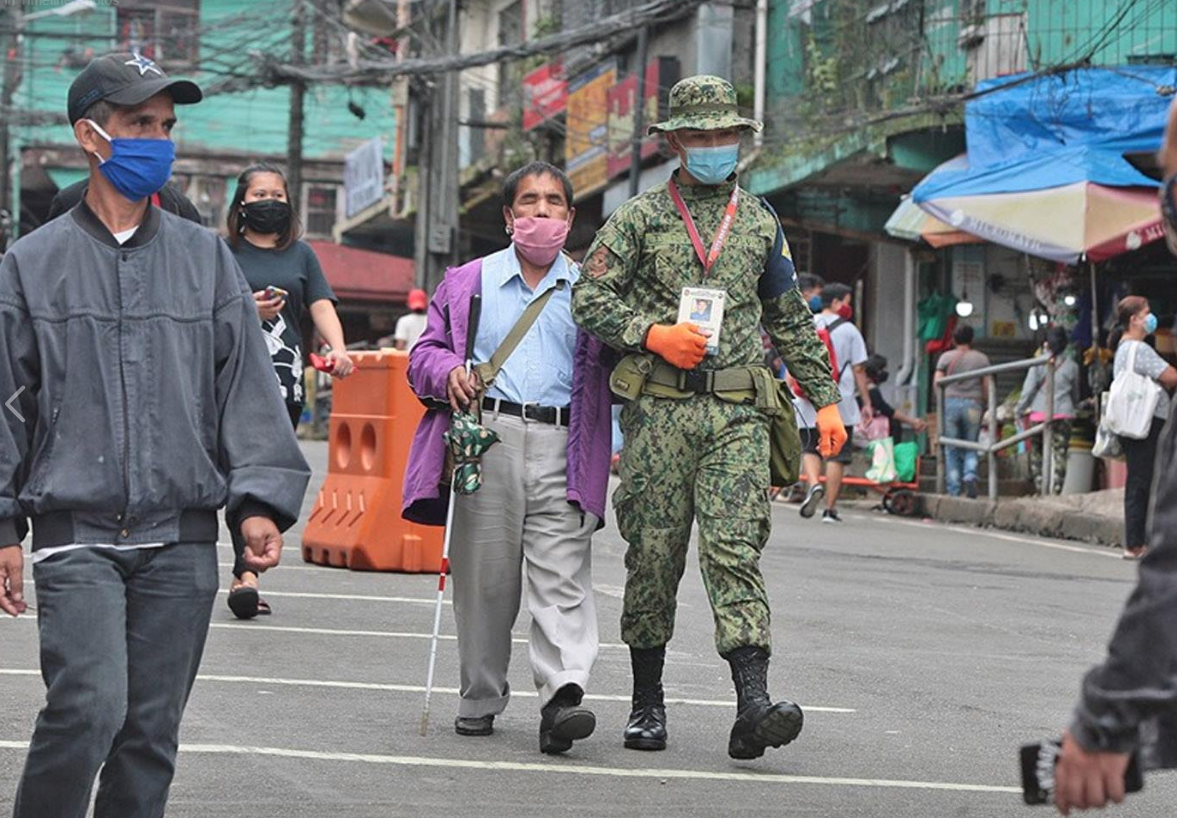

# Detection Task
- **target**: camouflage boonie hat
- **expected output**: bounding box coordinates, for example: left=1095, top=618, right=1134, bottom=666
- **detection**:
left=648, top=75, right=763, bottom=135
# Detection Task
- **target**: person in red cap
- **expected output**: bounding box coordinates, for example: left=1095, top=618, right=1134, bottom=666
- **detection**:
left=395, top=288, right=430, bottom=350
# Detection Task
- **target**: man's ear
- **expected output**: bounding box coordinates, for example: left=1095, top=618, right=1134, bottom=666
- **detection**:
left=74, top=119, right=104, bottom=157
left=502, top=206, right=515, bottom=234
left=566, top=206, right=576, bottom=230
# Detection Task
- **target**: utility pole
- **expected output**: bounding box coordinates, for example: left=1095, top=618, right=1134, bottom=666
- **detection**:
left=0, top=6, right=24, bottom=249
left=417, top=0, right=460, bottom=291
left=628, top=25, right=649, bottom=198
left=287, top=0, right=306, bottom=215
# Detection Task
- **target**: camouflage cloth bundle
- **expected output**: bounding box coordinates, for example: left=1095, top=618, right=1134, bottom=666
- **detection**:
left=444, top=410, right=499, bottom=495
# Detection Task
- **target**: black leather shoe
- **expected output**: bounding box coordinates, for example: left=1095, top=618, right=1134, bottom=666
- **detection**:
left=624, top=697, right=667, bottom=751
left=539, top=684, right=596, bottom=755
left=454, top=714, right=494, bottom=737
left=726, top=646, right=804, bottom=760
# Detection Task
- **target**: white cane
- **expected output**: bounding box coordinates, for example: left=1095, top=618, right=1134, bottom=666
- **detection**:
left=420, top=292, right=481, bottom=736
left=419, top=473, right=459, bottom=736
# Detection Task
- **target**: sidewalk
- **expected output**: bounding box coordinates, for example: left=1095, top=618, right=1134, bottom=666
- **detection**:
left=914, top=489, right=1125, bottom=548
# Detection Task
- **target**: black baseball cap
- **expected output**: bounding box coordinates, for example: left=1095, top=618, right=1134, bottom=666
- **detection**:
left=67, top=51, right=202, bottom=125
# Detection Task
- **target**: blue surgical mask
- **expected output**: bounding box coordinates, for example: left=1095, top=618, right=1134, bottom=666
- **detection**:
left=1145, top=313, right=1158, bottom=335
left=86, top=119, right=176, bottom=202
left=683, top=144, right=740, bottom=186
left=808, top=295, right=823, bottom=312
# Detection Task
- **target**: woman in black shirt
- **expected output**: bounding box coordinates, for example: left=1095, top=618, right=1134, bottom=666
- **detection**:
left=224, top=162, right=354, bottom=618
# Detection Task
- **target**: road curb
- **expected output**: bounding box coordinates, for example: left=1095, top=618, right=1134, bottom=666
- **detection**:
left=914, top=494, right=1124, bottom=548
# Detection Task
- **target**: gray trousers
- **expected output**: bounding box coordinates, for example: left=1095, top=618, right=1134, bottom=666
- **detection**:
left=14, top=543, right=218, bottom=818
left=449, top=412, right=599, bottom=717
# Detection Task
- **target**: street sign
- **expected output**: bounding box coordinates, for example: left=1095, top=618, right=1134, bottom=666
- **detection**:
left=344, top=137, right=385, bottom=218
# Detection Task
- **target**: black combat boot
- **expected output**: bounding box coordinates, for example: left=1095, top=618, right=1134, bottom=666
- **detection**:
left=624, top=646, right=667, bottom=751
left=726, top=646, right=804, bottom=760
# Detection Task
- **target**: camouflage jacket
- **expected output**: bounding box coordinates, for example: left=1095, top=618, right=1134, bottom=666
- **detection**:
left=572, top=174, right=841, bottom=409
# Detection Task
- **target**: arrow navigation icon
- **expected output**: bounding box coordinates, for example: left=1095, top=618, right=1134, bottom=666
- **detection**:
left=5, top=387, right=24, bottom=422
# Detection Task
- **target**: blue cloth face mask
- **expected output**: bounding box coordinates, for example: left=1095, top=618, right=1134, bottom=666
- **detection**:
left=808, top=295, right=823, bottom=312
left=1145, top=313, right=1158, bottom=335
left=86, top=120, right=176, bottom=202
left=682, top=144, right=740, bottom=185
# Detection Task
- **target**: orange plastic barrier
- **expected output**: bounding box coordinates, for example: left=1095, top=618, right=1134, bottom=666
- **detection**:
left=301, top=349, right=444, bottom=572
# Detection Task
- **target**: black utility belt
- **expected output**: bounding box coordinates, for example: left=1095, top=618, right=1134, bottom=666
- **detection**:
left=482, top=397, right=570, bottom=427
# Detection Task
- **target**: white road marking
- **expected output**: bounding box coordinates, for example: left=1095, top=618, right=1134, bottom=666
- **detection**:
left=0, top=739, right=1018, bottom=793
left=0, top=617, right=622, bottom=650
left=215, top=589, right=450, bottom=606
left=0, top=669, right=855, bottom=713
left=865, top=514, right=1124, bottom=559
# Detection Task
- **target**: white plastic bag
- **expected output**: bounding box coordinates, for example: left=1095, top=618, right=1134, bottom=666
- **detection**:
left=1092, top=415, right=1124, bottom=460
left=865, top=437, right=898, bottom=483
left=1105, top=343, right=1162, bottom=440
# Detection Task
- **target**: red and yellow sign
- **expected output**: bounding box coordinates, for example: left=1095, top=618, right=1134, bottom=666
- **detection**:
left=565, top=61, right=616, bottom=200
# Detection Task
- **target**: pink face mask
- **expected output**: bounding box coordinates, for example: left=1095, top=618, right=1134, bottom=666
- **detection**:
left=510, top=216, right=569, bottom=267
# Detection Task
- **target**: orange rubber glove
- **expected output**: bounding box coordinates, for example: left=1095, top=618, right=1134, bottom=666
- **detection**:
left=645, top=323, right=709, bottom=370
left=815, top=404, right=848, bottom=459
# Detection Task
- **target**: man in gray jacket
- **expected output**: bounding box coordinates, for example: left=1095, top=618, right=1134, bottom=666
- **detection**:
left=1051, top=97, right=1177, bottom=815
left=0, top=53, right=310, bottom=817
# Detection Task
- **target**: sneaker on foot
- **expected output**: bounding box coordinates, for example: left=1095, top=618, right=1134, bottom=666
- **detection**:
left=964, top=478, right=978, bottom=499
left=821, top=509, right=842, bottom=524
left=799, top=484, right=825, bottom=518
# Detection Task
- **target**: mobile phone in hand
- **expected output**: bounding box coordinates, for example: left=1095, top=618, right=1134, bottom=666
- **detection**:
left=1020, top=740, right=1144, bottom=805
left=309, top=353, right=335, bottom=373
left=264, top=285, right=289, bottom=301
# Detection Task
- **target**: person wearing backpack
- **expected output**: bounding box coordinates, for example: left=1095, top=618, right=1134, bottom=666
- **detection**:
left=934, top=324, right=991, bottom=498
left=1108, top=296, right=1177, bottom=560
left=793, top=283, right=873, bottom=522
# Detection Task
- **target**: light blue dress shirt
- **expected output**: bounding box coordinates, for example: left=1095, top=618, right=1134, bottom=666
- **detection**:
left=474, top=247, right=579, bottom=407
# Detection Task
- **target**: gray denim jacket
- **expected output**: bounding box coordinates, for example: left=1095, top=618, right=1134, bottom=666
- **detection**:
left=1072, top=398, right=1177, bottom=769
left=0, top=201, right=310, bottom=550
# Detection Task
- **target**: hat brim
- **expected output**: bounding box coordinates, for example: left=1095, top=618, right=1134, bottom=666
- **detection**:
left=648, top=114, right=763, bottom=135
left=105, top=77, right=203, bottom=109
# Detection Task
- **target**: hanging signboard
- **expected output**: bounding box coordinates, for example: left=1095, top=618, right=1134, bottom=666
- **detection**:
left=565, top=61, right=616, bottom=200
left=343, top=137, right=385, bottom=218
left=523, top=60, right=567, bottom=131
left=607, top=57, right=679, bottom=179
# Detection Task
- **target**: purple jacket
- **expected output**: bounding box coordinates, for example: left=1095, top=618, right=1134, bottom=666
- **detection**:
left=402, top=256, right=615, bottom=526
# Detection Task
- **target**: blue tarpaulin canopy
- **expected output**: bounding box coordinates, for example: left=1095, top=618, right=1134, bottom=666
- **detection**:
left=914, top=66, right=1175, bottom=201
left=911, top=67, right=1175, bottom=263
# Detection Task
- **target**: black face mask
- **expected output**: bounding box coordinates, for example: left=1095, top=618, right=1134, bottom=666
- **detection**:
left=874, top=370, right=890, bottom=384
left=241, top=199, right=293, bottom=236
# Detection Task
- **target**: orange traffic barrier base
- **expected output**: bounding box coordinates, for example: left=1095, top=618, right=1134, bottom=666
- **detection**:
left=301, top=349, right=445, bottom=573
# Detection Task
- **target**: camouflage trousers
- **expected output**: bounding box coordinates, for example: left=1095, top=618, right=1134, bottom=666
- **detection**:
left=614, top=394, right=772, bottom=657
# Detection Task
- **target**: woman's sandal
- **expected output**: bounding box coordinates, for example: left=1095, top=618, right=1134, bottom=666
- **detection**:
left=1123, top=546, right=1148, bottom=561
left=228, top=585, right=260, bottom=619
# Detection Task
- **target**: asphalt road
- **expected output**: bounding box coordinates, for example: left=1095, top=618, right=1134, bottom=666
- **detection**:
left=1, top=440, right=1174, bottom=817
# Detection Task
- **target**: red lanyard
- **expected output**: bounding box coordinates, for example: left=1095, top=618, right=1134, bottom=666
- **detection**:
left=668, top=179, right=739, bottom=276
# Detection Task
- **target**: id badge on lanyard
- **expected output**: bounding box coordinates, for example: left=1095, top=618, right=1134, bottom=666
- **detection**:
left=668, top=179, right=739, bottom=357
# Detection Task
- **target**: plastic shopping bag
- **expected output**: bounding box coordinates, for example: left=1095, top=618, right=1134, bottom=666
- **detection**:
left=865, top=437, right=898, bottom=483
left=894, top=441, right=919, bottom=483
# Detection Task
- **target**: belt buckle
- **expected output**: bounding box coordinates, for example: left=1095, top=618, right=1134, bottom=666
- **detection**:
left=520, top=401, right=537, bottom=423
left=677, top=369, right=711, bottom=393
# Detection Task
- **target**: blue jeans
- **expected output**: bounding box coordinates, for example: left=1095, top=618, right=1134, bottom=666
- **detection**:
left=944, top=397, right=983, bottom=496
left=14, top=543, right=218, bottom=818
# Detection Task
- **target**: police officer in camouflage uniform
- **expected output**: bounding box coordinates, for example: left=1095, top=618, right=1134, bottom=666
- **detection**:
left=572, top=76, right=847, bottom=759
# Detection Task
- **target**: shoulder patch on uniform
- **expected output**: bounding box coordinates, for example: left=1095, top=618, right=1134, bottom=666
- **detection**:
left=758, top=197, right=797, bottom=300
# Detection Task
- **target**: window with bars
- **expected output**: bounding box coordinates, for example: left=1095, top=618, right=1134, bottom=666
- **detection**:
left=116, top=0, right=200, bottom=68
left=304, top=186, right=339, bottom=239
